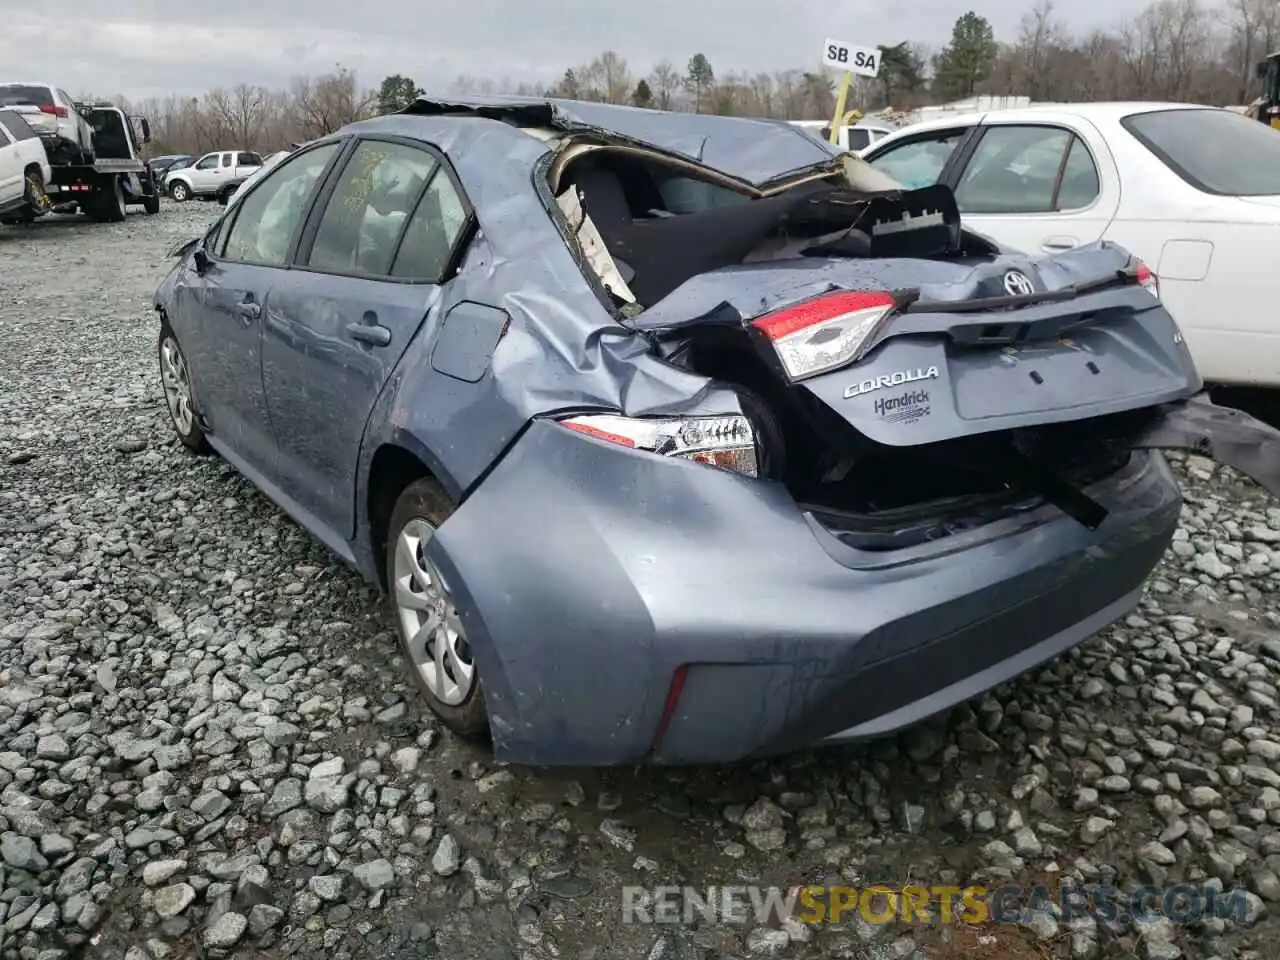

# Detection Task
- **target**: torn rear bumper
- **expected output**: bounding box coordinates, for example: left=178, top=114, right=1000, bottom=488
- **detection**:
left=1134, top=392, right=1280, bottom=497
left=427, top=418, right=1185, bottom=766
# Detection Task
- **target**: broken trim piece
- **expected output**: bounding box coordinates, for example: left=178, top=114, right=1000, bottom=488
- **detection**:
left=1134, top=392, right=1280, bottom=498
left=555, top=185, right=636, bottom=304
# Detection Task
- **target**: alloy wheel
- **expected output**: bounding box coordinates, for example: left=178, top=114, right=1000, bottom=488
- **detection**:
left=159, top=337, right=194, bottom=435
left=393, top=517, right=475, bottom=705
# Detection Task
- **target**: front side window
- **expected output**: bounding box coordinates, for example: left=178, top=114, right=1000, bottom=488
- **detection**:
left=865, top=129, right=967, bottom=189
left=219, top=142, right=341, bottom=266
left=954, top=125, right=1076, bottom=214
left=1122, top=107, right=1280, bottom=196
left=305, top=141, right=440, bottom=277
left=194, top=154, right=218, bottom=170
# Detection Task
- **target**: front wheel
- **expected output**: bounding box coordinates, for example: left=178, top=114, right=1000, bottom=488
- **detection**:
left=157, top=324, right=210, bottom=454
left=386, top=479, right=489, bottom=741
left=169, top=181, right=190, bottom=202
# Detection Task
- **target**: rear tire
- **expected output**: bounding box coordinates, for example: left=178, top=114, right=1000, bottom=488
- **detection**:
left=386, top=479, right=490, bottom=741
left=143, top=191, right=161, bottom=215
left=85, top=176, right=126, bottom=223
left=23, top=168, right=51, bottom=216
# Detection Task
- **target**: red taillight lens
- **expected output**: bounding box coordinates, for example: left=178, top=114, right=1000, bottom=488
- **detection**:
left=750, top=290, right=897, bottom=380
left=650, top=664, right=689, bottom=751
left=39, top=104, right=68, bottom=118
left=1134, top=260, right=1159, bottom=299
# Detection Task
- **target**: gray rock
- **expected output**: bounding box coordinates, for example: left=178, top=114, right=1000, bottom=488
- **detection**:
left=353, top=858, right=395, bottom=890
left=154, top=883, right=196, bottom=919
left=203, top=910, right=247, bottom=948
left=432, top=834, right=461, bottom=876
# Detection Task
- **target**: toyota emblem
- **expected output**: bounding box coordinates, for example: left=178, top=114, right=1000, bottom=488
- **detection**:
left=1003, top=270, right=1035, bottom=296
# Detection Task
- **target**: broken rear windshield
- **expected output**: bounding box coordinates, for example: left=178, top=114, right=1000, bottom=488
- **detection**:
left=1121, top=107, right=1280, bottom=197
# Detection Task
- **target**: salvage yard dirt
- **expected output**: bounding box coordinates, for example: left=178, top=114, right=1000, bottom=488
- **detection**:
left=1, top=205, right=1278, bottom=959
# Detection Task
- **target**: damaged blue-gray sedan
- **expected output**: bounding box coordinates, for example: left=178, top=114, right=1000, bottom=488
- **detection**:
left=153, top=96, right=1280, bottom=766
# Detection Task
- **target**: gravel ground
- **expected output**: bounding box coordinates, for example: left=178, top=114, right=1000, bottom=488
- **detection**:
left=2, top=203, right=1280, bottom=960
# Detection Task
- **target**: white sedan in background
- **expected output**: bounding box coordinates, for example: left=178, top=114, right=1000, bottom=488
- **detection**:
left=860, top=103, right=1280, bottom=388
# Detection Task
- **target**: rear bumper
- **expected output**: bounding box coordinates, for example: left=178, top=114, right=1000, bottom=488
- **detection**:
left=429, top=419, right=1182, bottom=766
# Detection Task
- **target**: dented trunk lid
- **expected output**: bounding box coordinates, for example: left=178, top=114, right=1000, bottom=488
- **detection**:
left=639, top=241, right=1201, bottom=447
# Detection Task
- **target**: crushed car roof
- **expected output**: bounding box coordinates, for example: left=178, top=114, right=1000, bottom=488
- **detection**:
left=402, top=95, right=842, bottom=186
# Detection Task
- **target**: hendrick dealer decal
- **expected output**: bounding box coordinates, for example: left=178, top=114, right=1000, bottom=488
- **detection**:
left=875, top=389, right=931, bottom=424
left=843, top=366, right=940, bottom=400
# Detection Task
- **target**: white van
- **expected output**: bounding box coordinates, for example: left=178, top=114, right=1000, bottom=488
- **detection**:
left=787, top=119, right=893, bottom=153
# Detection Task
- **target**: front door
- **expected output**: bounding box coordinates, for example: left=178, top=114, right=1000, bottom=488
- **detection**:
left=261, top=137, right=473, bottom=538
left=177, top=140, right=345, bottom=476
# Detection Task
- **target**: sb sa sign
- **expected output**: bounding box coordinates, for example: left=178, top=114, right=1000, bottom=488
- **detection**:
left=822, top=38, right=881, bottom=78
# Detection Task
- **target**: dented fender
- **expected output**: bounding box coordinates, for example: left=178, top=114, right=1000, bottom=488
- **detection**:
left=1134, top=392, right=1280, bottom=497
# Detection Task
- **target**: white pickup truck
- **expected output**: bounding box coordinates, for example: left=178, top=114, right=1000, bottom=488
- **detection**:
left=164, top=149, right=263, bottom=203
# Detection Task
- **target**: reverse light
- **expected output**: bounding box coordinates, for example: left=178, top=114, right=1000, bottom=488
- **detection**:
left=750, top=290, right=897, bottom=381
left=560, top=413, right=758, bottom=477
left=38, top=104, right=68, bottom=118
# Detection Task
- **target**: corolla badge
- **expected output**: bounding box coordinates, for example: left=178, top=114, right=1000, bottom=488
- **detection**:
left=1002, top=270, right=1035, bottom=296
left=844, top=366, right=940, bottom=399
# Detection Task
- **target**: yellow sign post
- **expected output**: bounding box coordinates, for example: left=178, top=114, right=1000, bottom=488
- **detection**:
left=821, top=38, right=882, bottom=147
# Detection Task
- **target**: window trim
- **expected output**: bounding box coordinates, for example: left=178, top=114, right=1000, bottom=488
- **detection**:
left=211, top=138, right=350, bottom=269
left=953, top=121, right=1103, bottom=217
left=1119, top=107, right=1275, bottom=197
left=289, top=133, right=477, bottom=286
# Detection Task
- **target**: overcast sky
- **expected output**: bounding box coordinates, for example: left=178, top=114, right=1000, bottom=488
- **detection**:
left=4, top=0, right=1159, bottom=102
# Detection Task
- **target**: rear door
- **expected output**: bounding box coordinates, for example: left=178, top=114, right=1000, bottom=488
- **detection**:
left=261, top=136, right=474, bottom=538
left=172, top=140, right=345, bottom=474
left=942, top=118, right=1120, bottom=255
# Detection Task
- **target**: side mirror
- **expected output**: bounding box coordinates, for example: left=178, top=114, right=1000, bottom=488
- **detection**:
left=140, top=119, right=152, bottom=143
left=193, top=248, right=210, bottom=275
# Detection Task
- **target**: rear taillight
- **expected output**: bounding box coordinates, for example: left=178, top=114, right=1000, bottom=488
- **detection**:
left=1132, top=259, right=1159, bottom=299
left=750, top=291, right=897, bottom=381
left=559, top=413, right=758, bottom=477
left=39, top=104, right=68, bottom=118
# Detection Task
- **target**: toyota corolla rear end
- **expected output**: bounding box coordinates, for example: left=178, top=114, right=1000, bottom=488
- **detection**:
left=420, top=227, right=1280, bottom=766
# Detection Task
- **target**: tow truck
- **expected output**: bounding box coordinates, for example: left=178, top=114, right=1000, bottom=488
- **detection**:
left=43, top=102, right=162, bottom=221
left=1251, top=52, right=1280, bottom=129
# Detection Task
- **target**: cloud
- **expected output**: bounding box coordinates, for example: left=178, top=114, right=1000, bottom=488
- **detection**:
left=1, top=0, right=1158, bottom=101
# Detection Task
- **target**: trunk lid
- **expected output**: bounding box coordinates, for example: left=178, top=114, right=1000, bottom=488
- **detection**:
left=640, top=241, right=1199, bottom=448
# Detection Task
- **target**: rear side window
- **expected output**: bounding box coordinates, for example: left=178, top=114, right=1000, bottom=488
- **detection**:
left=0, top=84, right=52, bottom=106
left=305, top=140, right=440, bottom=277
left=390, top=171, right=471, bottom=280
left=953, top=125, right=1100, bottom=213
left=1122, top=107, right=1280, bottom=196
left=239, top=152, right=263, bottom=166
left=0, top=110, right=37, bottom=140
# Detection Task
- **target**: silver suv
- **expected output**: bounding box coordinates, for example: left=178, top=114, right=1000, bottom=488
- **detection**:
left=0, top=82, right=94, bottom=164
left=165, top=150, right=263, bottom=203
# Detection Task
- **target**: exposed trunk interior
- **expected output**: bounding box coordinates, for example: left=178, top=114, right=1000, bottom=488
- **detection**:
left=666, top=326, right=1161, bottom=550
left=553, top=147, right=999, bottom=309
